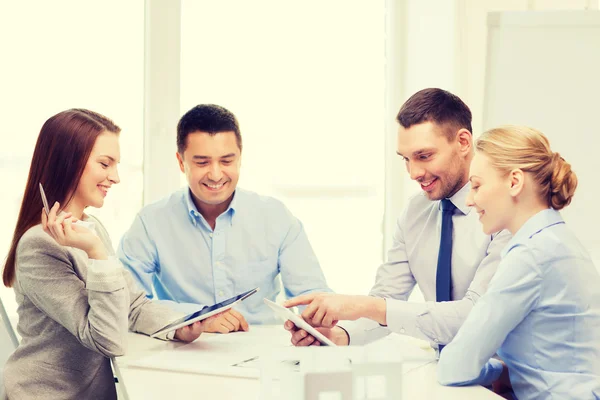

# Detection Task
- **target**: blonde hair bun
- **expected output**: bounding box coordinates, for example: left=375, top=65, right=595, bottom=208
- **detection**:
left=549, top=152, right=577, bottom=210
left=475, top=126, right=577, bottom=210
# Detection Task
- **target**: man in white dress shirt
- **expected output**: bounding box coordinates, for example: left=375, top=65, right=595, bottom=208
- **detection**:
left=284, top=88, right=511, bottom=348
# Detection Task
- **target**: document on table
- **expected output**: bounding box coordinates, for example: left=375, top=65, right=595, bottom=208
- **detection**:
left=126, top=326, right=435, bottom=379
left=127, top=326, right=292, bottom=378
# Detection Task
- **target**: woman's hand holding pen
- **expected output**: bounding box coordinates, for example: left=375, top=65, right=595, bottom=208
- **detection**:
left=42, top=201, right=108, bottom=260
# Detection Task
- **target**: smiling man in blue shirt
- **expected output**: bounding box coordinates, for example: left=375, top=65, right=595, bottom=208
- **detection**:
left=117, top=104, right=330, bottom=332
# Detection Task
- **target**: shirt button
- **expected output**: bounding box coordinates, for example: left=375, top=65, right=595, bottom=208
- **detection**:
left=433, top=338, right=439, bottom=343
left=400, top=328, right=405, bottom=334
left=218, top=290, right=224, bottom=297
left=209, top=233, right=213, bottom=238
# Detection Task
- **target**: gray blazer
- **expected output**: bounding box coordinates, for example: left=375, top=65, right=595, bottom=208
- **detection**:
left=3, top=216, right=180, bottom=399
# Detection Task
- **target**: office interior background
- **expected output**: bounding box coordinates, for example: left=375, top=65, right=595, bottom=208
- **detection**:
left=1, top=0, right=599, bottom=321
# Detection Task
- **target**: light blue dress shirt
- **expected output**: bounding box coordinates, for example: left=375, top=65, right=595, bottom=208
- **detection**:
left=438, top=209, right=600, bottom=400
left=117, top=187, right=331, bottom=325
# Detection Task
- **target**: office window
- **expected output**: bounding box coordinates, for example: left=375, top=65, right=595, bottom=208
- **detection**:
left=181, top=0, right=386, bottom=294
left=0, top=1, right=144, bottom=317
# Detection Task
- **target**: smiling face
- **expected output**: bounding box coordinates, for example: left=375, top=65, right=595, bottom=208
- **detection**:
left=397, top=121, right=471, bottom=200
left=177, top=131, right=241, bottom=213
left=72, top=131, right=121, bottom=212
left=465, top=152, right=514, bottom=234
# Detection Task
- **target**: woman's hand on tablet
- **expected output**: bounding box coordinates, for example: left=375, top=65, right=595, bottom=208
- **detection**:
left=204, top=309, right=249, bottom=334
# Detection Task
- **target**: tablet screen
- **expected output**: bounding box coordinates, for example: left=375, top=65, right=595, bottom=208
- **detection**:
left=152, top=287, right=259, bottom=335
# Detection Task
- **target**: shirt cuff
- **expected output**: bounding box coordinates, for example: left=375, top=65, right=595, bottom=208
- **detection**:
left=385, top=298, right=428, bottom=340
left=166, top=330, right=176, bottom=340
left=337, top=318, right=390, bottom=346
left=478, top=358, right=504, bottom=386
left=86, top=256, right=126, bottom=292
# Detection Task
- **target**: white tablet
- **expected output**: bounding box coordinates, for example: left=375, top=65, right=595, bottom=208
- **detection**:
left=150, top=288, right=259, bottom=338
left=263, top=298, right=337, bottom=346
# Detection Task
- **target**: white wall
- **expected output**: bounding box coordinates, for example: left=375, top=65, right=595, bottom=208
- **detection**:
left=393, top=0, right=599, bottom=222
left=179, top=0, right=386, bottom=294
left=483, top=10, right=600, bottom=266
left=0, top=1, right=145, bottom=318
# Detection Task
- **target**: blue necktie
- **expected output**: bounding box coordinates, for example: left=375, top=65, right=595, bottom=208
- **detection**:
left=436, top=199, right=455, bottom=352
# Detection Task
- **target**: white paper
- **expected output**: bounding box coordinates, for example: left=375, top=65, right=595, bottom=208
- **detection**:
left=127, top=327, right=435, bottom=379
left=127, top=326, right=292, bottom=378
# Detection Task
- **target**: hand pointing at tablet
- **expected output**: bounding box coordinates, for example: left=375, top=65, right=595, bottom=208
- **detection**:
left=283, top=293, right=386, bottom=328
left=283, top=293, right=387, bottom=347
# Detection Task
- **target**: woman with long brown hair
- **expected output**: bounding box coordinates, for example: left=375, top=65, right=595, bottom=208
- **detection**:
left=2, top=109, right=210, bottom=399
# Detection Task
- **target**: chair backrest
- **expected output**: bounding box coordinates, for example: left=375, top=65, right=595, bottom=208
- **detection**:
left=0, top=297, right=18, bottom=400
left=111, top=358, right=130, bottom=400
left=304, top=370, right=354, bottom=400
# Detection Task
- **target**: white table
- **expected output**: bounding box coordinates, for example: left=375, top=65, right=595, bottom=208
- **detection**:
left=115, top=327, right=501, bottom=400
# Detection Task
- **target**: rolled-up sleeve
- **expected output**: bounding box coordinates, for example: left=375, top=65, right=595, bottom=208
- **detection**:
left=86, top=256, right=126, bottom=292
left=17, top=238, right=129, bottom=358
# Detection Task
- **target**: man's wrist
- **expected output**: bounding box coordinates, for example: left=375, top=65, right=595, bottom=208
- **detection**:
left=333, top=325, right=350, bottom=346
left=363, top=296, right=387, bottom=326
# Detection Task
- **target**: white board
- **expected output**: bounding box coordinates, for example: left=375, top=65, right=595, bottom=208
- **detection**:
left=483, top=10, right=600, bottom=265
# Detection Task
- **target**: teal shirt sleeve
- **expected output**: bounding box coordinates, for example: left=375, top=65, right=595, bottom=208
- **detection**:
left=437, top=245, right=542, bottom=387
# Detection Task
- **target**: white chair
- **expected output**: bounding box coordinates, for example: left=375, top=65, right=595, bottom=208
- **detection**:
left=111, top=358, right=130, bottom=400
left=0, top=297, right=19, bottom=400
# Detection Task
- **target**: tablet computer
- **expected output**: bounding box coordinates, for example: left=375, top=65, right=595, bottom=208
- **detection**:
left=263, top=298, right=337, bottom=346
left=150, top=287, right=259, bottom=338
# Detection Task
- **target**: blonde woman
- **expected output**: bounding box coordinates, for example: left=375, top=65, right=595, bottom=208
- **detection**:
left=437, top=126, right=600, bottom=399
